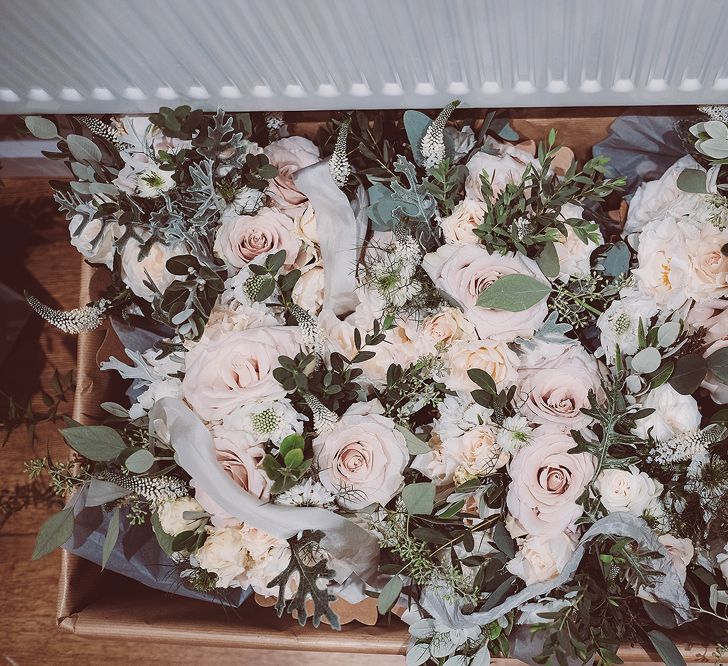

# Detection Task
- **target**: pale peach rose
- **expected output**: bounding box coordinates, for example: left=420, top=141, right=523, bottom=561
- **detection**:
left=313, top=400, right=409, bottom=510
left=205, top=300, right=279, bottom=333
left=421, top=307, right=477, bottom=346
left=440, top=198, right=487, bottom=245
left=211, top=425, right=271, bottom=501
left=195, top=525, right=247, bottom=587
left=507, top=427, right=596, bottom=536
left=263, top=136, right=320, bottom=214
left=684, top=219, right=728, bottom=301
left=423, top=244, right=548, bottom=341
left=464, top=143, right=536, bottom=201
left=157, top=496, right=205, bottom=536
left=452, top=424, right=510, bottom=485
left=293, top=204, right=318, bottom=245
left=506, top=531, right=577, bottom=585
left=658, top=534, right=694, bottom=584
left=445, top=338, right=519, bottom=393
left=292, top=265, right=325, bottom=313
left=516, top=342, right=601, bottom=431
left=120, top=237, right=187, bottom=302
left=214, top=207, right=301, bottom=270
left=182, top=325, right=300, bottom=421
left=594, top=466, right=663, bottom=515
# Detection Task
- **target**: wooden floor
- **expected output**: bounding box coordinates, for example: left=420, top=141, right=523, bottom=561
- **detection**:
left=0, top=178, right=402, bottom=665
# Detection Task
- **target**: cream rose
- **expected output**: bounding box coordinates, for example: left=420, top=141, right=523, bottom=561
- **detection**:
left=464, top=143, right=535, bottom=201
left=157, top=496, right=206, bottom=536
left=292, top=265, right=325, bottom=313
left=507, top=427, right=596, bottom=536
left=440, top=199, right=487, bottom=245
left=445, top=338, right=519, bottom=393
left=293, top=204, right=318, bottom=245
left=506, top=531, right=578, bottom=585
left=684, top=218, right=728, bottom=301
left=182, top=325, right=300, bottom=421
left=423, top=244, right=548, bottom=341
left=452, top=424, right=510, bottom=485
left=313, top=400, right=409, bottom=510
left=633, top=216, right=690, bottom=310
left=120, top=237, right=186, bottom=302
left=594, top=466, right=663, bottom=516
left=214, top=207, right=301, bottom=270
left=555, top=203, right=602, bottom=282
left=264, top=136, right=320, bottom=214
left=632, top=384, right=701, bottom=442
left=69, top=214, right=121, bottom=269
left=195, top=525, right=246, bottom=588
left=516, top=342, right=602, bottom=431
left=421, top=307, right=477, bottom=346
left=658, top=534, right=694, bottom=584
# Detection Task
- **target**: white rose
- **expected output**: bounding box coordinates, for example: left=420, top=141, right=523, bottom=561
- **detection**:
left=632, top=384, right=701, bottom=442
left=214, top=207, right=301, bottom=271
left=182, top=324, right=300, bottom=421
left=554, top=203, right=602, bottom=282
left=506, top=531, right=578, bottom=585
left=633, top=216, right=690, bottom=310
left=263, top=136, right=320, bottom=215
left=445, top=338, right=519, bottom=393
left=69, top=214, right=121, bottom=269
left=597, top=288, right=661, bottom=363
left=157, top=496, right=205, bottom=536
left=516, top=342, right=602, bottom=431
left=423, top=243, right=548, bottom=341
left=195, top=525, right=246, bottom=588
left=594, top=466, right=663, bottom=515
left=658, top=534, right=694, bottom=584
left=312, top=400, right=409, bottom=510
left=238, top=524, right=294, bottom=598
left=440, top=199, right=487, bottom=245
left=120, top=237, right=186, bottom=302
left=507, top=427, right=596, bottom=536
left=683, top=218, right=728, bottom=301
left=292, top=265, right=325, bottom=313
left=464, top=143, right=536, bottom=201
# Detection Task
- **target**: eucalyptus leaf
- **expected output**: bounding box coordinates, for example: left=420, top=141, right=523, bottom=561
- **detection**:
left=395, top=424, right=431, bottom=455
left=476, top=274, right=551, bottom=312
left=25, top=115, right=58, bottom=139
left=676, top=168, right=707, bottom=194
left=86, top=479, right=131, bottom=507
left=151, top=511, right=175, bottom=555
left=61, top=425, right=126, bottom=461
left=402, top=482, right=436, bottom=515
left=631, top=347, right=662, bottom=374
left=67, top=133, right=103, bottom=164
left=647, top=630, right=687, bottom=666
left=377, top=574, right=403, bottom=614
left=535, top=241, right=560, bottom=278
left=101, top=507, right=120, bottom=570
left=602, top=241, right=630, bottom=277
left=32, top=507, right=74, bottom=560
left=100, top=402, right=129, bottom=418
left=657, top=321, right=681, bottom=348
left=668, top=353, right=707, bottom=395
left=707, top=347, right=728, bottom=383
left=124, top=448, right=155, bottom=473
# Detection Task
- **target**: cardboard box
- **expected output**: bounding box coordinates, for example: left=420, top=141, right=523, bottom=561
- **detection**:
left=56, top=111, right=720, bottom=662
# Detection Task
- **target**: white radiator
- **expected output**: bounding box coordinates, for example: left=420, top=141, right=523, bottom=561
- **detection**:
left=1, top=0, right=728, bottom=114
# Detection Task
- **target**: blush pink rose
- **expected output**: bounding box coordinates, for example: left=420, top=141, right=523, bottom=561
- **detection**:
left=214, top=207, right=301, bottom=270
left=507, top=427, right=595, bottom=537
left=263, top=136, right=320, bottom=214
left=182, top=325, right=300, bottom=421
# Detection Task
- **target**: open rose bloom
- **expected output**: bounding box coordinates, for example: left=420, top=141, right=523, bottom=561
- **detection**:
left=30, top=103, right=728, bottom=663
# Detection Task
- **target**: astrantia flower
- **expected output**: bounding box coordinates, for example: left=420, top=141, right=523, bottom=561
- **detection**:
left=275, top=478, right=335, bottom=508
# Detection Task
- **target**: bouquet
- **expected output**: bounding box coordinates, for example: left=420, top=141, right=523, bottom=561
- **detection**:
left=20, top=101, right=728, bottom=665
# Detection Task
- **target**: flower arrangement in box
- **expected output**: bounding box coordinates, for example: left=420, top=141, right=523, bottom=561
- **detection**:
left=18, top=101, right=728, bottom=665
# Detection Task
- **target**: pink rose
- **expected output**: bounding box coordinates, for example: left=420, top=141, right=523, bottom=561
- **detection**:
left=313, top=400, right=409, bottom=510
left=263, top=136, right=320, bottom=214
left=212, top=426, right=271, bottom=501
left=182, top=325, right=300, bottom=421
left=507, top=427, right=596, bottom=536
left=214, top=207, right=301, bottom=270
left=423, top=244, right=548, bottom=341
left=516, top=343, right=602, bottom=430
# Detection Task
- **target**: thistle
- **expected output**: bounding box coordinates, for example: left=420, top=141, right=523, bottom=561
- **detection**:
left=698, top=105, right=728, bottom=123
left=421, top=100, right=460, bottom=169
left=76, top=115, right=121, bottom=146
left=329, top=117, right=351, bottom=188
left=26, top=294, right=110, bottom=334
left=102, top=471, right=187, bottom=508
left=303, top=394, right=338, bottom=435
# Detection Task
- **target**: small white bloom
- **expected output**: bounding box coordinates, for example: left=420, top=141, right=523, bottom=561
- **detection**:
left=275, top=478, right=335, bottom=507
left=507, top=531, right=577, bottom=585
left=135, top=167, right=176, bottom=198
left=157, top=496, right=206, bottom=537
left=496, top=415, right=533, bottom=455
left=223, top=399, right=305, bottom=448
left=597, top=288, right=660, bottom=363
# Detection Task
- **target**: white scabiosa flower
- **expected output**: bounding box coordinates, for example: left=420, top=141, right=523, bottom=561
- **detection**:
left=275, top=478, right=336, bottom=508
left=596, top=288, right=660, bottom=362
left=223, top=399, right=305, bottom=448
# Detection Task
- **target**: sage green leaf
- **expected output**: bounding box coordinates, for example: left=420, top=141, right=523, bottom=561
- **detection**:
left=707, top=347, right=728, bottom=383
left=61, top=425, right=126, bottom=461
left=602, top=241, right=630, bottom=277
left=25, top=115, right=58, bottom=139
left=657, top=321, right=681, bottom=348
left=471, top=646, right=491, bottom=666
left=67, top=133, right=102, bottom=163
left=668, top=353, right=707, bottom=394
left=395, top=424, right=431, bottom=455
left=280, top=433, right=305, bottom=457
left=676, top=168, right=707, bottom=194
left=100, top=402, right=129, bottom=418
left=101, top=507, right=120, bottom=570
left=86, top=479, right=130, bottom=507
left=402, top=482, right=435, bottom=515
left=535, top=241, right=560, bottom=278
left=403, top=110, right=431, bottom=165
left=32, top=507, right=74, bottom=560
left=476, top=274, right=551, bottom=312
left=467, top=368, right=497, bottom=394
left=377, top=574, right=403, bottom=614
left=642, top=600, right=677, bottom=629
left=124, top=448, right=155, bottom=473
left=631, top=347, right=662, bottom=374
left=283, top=448, right=304, bottom=468
left=647, top=630, right=687, bottom=666
left=151, top=511, right=174, bottom=555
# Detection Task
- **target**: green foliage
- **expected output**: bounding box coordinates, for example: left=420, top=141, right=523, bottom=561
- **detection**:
left=401, top=482, right=436, bottom=515
left=267, top=530, right=340, bottom=629
left=262, top=434, right=312, bottom=494
left=476, top=274, right=551, bottom=311
left=149, top=105, right=205, bottom=140
left=32, top=506, right=75, bottom=560
left=60, top=425, right=126, bottom=461
left=424, top=158, right=468, bottom=215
